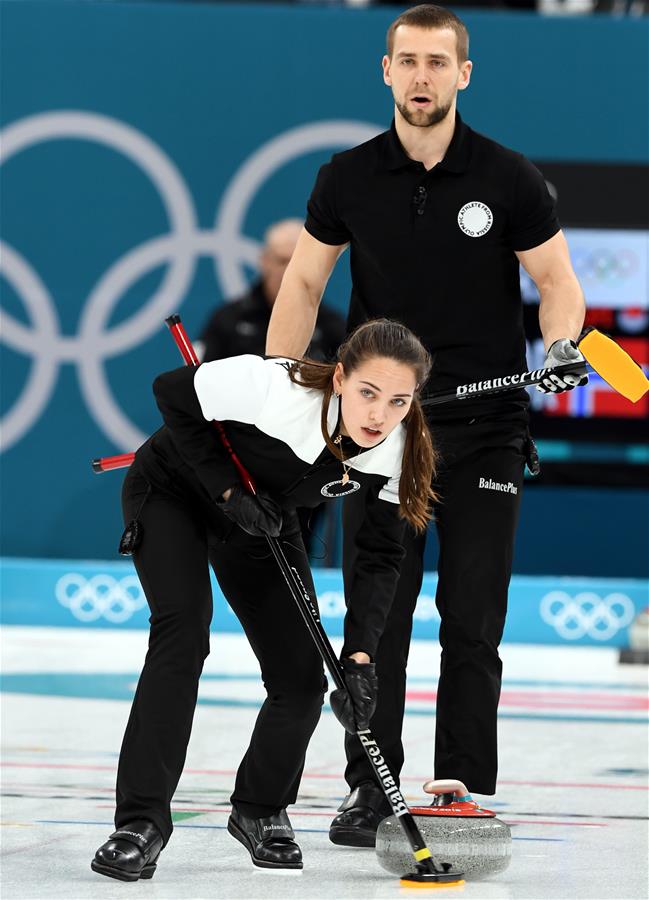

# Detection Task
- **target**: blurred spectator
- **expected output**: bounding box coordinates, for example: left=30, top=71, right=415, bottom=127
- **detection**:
left=200, top=218, right=345, bottom=363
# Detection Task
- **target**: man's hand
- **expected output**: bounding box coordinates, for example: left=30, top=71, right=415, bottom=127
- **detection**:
left=330, top=658, right=378, bottom=734
left=219, top=485, right=283, bottom=538
left=537, top=338, right=588, bottom=394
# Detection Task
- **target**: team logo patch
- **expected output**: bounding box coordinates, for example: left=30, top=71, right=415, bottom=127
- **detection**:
left=458, top=201, right=493, bottom=238
left=321, top=479, right=361, bottom=498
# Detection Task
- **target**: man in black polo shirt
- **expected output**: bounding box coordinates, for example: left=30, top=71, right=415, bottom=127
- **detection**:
left=266, top=4, right=587, bottom=846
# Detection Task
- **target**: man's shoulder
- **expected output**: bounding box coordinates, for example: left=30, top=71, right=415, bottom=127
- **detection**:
left=467, top=123, right=525, bottom=169
left=329, top=128, right=389, bottom=170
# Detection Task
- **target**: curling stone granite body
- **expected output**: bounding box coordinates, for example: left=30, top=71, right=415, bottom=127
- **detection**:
left=376, top=809, right=511, bottom=880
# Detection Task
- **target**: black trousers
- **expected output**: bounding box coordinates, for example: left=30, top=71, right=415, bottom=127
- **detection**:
left=342, top=415, right=527, bottom=796
left=115, top=466, right=326, bottom=845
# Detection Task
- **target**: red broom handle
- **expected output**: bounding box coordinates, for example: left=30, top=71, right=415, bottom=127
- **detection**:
left=165, top=314, right=199, bottom=366
left=91, top=452, right=136, bottom=473
left=164, top=315, right=257, bottom=494
left=92, top=315, right=257, bottom=495
left=92, top=315, right=201, bottom=474
left=93, top=315, right=201, bottom=474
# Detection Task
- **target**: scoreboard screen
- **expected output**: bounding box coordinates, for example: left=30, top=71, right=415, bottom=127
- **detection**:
left=522, top=227, right=648, bottom=440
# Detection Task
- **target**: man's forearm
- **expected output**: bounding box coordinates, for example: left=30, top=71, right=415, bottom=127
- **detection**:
left=266, top=272, right=321, bottom=357
left=538, top=275, right=586, bottom=351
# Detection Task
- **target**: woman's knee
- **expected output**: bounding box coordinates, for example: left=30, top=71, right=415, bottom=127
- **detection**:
left=266, top=671, right=328, bottom=710
left=148, top=614, right=211, bottom=666
left=439, top=619, right=504, bottom=656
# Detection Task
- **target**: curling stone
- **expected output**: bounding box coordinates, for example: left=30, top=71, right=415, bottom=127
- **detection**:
left=375, top=779, right=511, bottom=881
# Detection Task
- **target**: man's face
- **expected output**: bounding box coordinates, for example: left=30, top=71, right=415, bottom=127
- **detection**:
left=382, top=25, right=472, bottom=128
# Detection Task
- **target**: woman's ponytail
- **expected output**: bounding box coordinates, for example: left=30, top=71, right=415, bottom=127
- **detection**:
left=400, top=397, right=438, bottom=533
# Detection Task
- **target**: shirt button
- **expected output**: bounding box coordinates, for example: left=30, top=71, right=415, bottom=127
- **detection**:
left=413, top=185, right=427, bottom=216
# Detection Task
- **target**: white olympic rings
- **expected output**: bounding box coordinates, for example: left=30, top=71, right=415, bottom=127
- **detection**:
left=0, top=111, right=380, bottom=452
left=540, top=590, right=635, bottom=641
left=56, top=572, right=147, bottom=623
left=571, top=247, right=638, bottom=283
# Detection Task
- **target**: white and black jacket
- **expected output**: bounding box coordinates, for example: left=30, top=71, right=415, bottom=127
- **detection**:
left=142, top=355, right=407, bottom=658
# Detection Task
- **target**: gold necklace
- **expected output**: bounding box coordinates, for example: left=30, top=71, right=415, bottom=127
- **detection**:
left=333, top=435, right=359, bottom=485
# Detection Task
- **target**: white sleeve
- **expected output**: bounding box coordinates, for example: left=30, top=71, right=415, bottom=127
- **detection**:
left=378, top=471, right=401, bottom=504
left=193, top=355, right=271, bottom=423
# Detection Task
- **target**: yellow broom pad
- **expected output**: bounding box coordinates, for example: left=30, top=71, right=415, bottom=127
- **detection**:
left=578, top=329, right=649, bottom=403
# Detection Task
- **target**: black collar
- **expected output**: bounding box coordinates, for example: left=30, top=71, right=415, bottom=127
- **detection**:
left=381, top=111, right=471, bottom=175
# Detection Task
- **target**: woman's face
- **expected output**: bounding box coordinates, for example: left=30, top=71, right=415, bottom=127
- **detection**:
left=333, top=356, right=417, bottom=447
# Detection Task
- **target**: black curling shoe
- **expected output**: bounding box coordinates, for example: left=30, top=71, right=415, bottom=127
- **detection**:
left=227, top=806, right=303, bottom=869
left=329, top=780, right=393, bottom=848
left=91, top=819, right=163, bottom=881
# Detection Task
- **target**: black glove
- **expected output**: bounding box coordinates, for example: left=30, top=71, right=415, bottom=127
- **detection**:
left=330, top=658, right=378, bottom=734
left=219, top=484, right=283, bottom=538
left=536, top=339, right=588, bottom=394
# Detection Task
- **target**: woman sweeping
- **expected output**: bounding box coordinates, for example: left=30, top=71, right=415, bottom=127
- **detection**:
left=92, top=318, right=436, bottom=880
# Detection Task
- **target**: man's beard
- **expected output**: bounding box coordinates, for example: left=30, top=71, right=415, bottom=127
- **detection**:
left=395, top=97, right=453, bottom=128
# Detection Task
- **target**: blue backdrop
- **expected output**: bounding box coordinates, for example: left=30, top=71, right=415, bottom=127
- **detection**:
left=2, top=558, right=645, bottom=649
left=1, top=1, right=648, bottom=568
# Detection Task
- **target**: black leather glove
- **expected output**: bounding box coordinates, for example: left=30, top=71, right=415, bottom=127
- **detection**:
left=330, top=658, right=378, bottom=734
left=536, top=339, right=588, bottom=394
left=219, top=485, right=283, bottom=538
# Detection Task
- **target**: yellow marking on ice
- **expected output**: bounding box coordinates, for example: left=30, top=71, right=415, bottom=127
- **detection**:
left=399, top=878, right=465, bottom=889
left=11, top=747, right=49, bottom=753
